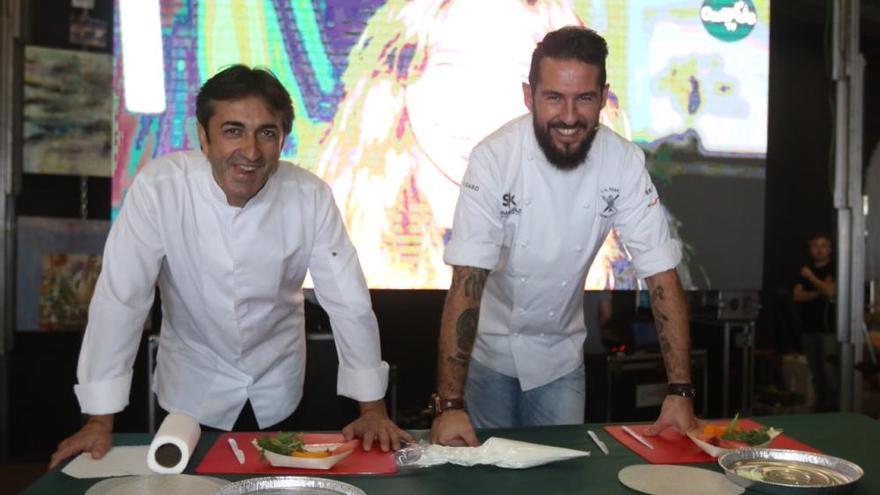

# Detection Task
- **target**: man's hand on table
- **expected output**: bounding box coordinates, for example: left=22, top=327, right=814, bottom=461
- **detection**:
left=49, top=414, right=114, bottom=469
left=343, top=400, right=414, bottom=452
left=643, top=395, right=699, bottom=436
left=430, top=409, right=480, bottom=447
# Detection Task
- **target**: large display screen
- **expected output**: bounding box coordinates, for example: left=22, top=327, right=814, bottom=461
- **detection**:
left=113, top=0, right=769, bottom=289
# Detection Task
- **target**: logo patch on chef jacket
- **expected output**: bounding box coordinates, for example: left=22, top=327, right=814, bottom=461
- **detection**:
left=645, top=185, right=660, bottom=208
left=463, top=181, right=480, bottom=192
left=500, top=192, right=521, bottom=217
left=600, top=187, right=619, bottom=218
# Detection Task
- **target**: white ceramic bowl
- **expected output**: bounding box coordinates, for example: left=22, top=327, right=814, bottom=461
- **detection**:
left=251, top=440, right=354, bottom=470
left=687, top=428, right=782, bottom=458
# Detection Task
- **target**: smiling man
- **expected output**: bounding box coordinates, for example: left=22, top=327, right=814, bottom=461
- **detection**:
left=431, top=27, right=698, bottom=446
left=51, top=65, right=411, bottom=468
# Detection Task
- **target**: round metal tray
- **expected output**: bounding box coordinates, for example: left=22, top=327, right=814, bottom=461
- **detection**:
left=212, top=476, right=367, bottom=495
left=718, top=448, right=863, bottom=494
left=84, top=475, right=228, bottom=495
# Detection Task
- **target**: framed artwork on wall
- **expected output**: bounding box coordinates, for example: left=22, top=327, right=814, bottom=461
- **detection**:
left=23, top=45, right=112, bottom=177
left=16, top=216, right=109, bottom=331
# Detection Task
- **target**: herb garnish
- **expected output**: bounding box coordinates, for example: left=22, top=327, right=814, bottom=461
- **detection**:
left=256, top=431, right=306, bottom=456
left=721, top=413, right=771, bottom=445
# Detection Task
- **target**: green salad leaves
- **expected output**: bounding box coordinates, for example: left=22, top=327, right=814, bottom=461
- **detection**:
left=722, top=413, right=772, bottom=445
left=256, top=431, right=306, bottom=456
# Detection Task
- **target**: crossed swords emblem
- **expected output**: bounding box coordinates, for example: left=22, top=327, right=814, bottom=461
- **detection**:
left=601, top=193, right=619, bottom=215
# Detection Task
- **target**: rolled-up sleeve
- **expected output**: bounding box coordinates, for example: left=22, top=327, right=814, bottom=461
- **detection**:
left=308, top=182, right=388, bottom=402
left=613, top=147, right=682, bottom=280
left=444, top=147, right=503, bottom=270
left=75, top=175, right=164, bottom=415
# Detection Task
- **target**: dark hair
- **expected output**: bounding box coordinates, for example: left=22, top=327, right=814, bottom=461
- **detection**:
left=195, top=64, right=294, bottom=136
left=807, top=232, right=833, bottom=244
left=528, top=26, right=608, bottom=90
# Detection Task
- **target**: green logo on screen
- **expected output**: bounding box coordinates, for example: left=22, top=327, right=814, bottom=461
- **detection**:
left=700, top=0, right=758, bottom=42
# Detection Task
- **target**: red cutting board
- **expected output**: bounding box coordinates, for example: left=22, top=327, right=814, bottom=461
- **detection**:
left=604, top=419, right=821, bottom=464
left=195, top=432, right=396, bottom=475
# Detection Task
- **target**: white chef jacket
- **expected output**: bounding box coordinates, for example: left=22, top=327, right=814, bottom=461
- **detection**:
left=445, top=114, right=681, bottom=391
left=74, top=151, right=388, bottom=429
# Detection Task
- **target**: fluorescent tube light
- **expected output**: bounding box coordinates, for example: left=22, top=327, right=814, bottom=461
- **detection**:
left=119, top=0, right=165, bottom=113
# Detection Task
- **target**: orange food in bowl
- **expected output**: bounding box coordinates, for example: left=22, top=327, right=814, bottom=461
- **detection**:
left=702, top=423, right=729, bottom=438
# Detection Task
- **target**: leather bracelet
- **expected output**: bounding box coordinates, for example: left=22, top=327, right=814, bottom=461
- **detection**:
left=429, top=393, right=465, bottom=416
left=667, top=383, right=696, bottom=399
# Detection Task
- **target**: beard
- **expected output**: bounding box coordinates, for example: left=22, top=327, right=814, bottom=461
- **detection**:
left=533, top=119, right=598, bottom=170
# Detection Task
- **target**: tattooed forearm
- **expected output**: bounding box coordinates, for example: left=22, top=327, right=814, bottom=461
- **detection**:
left=446, top=309, right=479, bottom=370
left=653, top=310, right=672, bottom=355
left=651, top=285, right=665, bottom=302
left=646, top=269, right=692, bottom=383
left=455, top=308, right=479, bottom=354
left=446, top=267, right=488, bottom=303
left=653, top=304, right=682, bottom=377
left=463, top=269, right=488, bottom=301
left=446, top=355, right=468, bottom=368
left=437, top=266, right=490, bottom=396
left=651, top=303, right=674, bottom=367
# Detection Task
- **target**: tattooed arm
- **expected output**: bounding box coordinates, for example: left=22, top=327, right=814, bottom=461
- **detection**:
left=643, top=268, right=700, bottom=436
left=430, top=265, right=489, bottom=446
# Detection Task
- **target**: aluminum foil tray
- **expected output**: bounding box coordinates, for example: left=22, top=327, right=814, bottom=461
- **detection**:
left=84, top=475, right=228, bottom=495
left=718, top=448, right=863, bottom=494
left=212, top=476, right=367, bottom=495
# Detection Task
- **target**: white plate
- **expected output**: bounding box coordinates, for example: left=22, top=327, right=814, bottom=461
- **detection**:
left=687, top=428, right=782, bottom=458
left=251, top=440, right=354, bottom=470
left=618, top=464, right=744, bottom=495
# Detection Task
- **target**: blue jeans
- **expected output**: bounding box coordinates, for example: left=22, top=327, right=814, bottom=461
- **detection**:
left=801, top=332, right=838, bottom=411
left=464, top=359, right=585, bottom=428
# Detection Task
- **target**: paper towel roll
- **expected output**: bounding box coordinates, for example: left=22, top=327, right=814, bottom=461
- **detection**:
left=146, top=413, right=201, bottom=474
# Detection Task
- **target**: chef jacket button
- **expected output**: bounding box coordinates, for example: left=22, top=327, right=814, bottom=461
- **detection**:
left=561, top=280, right=568, bottom=286
left=519, top=308, right=526, bottom=314
left=575, top=246, right=583, bottom=252
left=549, top=311, right=555, bottom=317
left=521, top=242, right=529, bottom=248
left=540, top=332, right=545, bottom=337
left=521, top=277, right=527, bottom=283
left=583, top=203, right=591, bottom=209
left=525, top=198, right=532, bottom=205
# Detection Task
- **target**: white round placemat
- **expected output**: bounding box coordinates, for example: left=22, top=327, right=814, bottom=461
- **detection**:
left=618, top=464, right=744, bottom=495
left=85, top=474, right=228, bottom=495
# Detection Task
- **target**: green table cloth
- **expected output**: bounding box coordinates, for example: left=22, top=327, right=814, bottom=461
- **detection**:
left=23, top=413, right=878, bottom=494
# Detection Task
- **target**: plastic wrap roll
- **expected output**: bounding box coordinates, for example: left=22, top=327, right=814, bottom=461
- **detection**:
left=146, top=413, right=201, bottom=474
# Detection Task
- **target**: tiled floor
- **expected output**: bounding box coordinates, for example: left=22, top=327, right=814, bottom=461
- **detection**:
left=0, top=463, right=46, bottom=494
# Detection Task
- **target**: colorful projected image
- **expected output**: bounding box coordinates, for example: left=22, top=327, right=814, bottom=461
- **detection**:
left=113, top=0, right=769, bottom=290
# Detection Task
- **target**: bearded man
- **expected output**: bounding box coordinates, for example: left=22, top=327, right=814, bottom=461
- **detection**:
left=430, top=27, right=699, bottom=445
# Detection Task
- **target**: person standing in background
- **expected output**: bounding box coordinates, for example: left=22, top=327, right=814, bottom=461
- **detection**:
left=792, top=233, right=837, bottom=411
